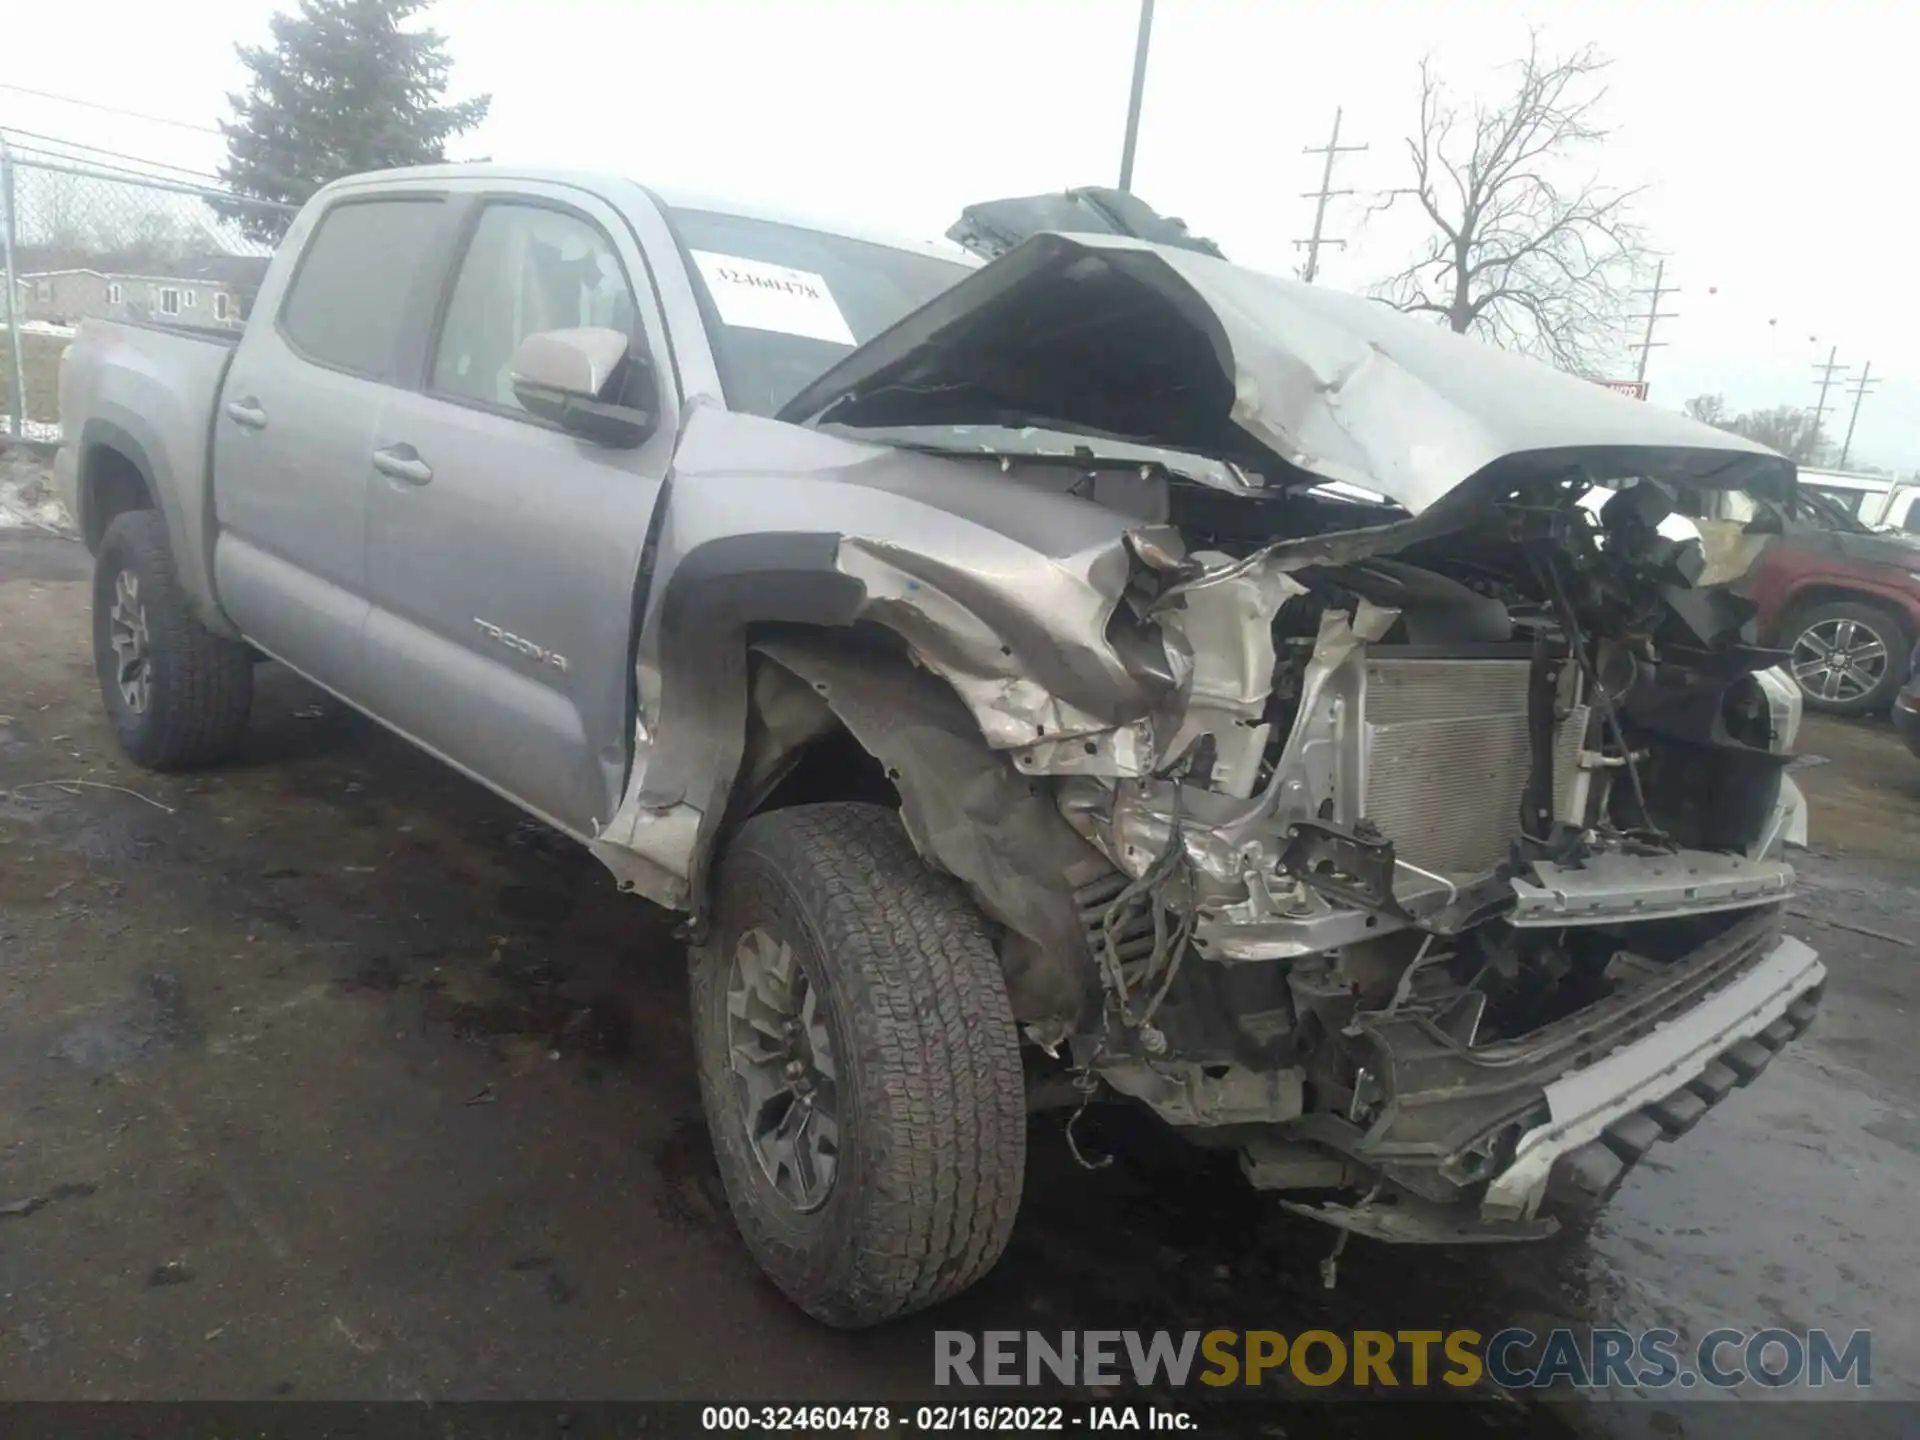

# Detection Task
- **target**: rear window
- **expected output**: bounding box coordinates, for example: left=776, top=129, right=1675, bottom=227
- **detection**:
left=1802, top=484, right=1866, bottom=517
left=280, top=198, right=446, bottom=381
left=667, top=207, right=971, bottom=418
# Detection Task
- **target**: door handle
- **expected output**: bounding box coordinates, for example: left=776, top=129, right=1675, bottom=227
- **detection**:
left=224, top=396, right=268, bottom=429
left=372, top=444, right=433, bottom=486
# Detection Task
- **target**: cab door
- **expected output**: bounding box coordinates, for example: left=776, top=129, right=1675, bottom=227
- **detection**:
left=212, top=193, right=457, bottom=697
left=359, top=184, right=679, bottom=837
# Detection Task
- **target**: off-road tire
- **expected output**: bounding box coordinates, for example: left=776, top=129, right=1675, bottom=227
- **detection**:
left=92, top=509, right=254, bottom=770
left=1783, top=598, right=1911, bottom=717
left=692, top=802, right=1027, bottom=1327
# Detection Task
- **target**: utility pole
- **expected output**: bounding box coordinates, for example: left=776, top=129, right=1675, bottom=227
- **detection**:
left=1810, top=345, right=1849, bottom=458
left=1838, top=360, right=1879, bottom=468
left=1295, top=108, right=1367, bottom=283
left=1, top=136, right=25, bottom=445
left=1117, top=0, right=1155, bottom=193
left=1627, top=260, right=1680, bottom=383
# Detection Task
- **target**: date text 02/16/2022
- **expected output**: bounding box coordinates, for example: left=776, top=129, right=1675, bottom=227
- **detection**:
left=700, top=1406, right=1197, bottom=1432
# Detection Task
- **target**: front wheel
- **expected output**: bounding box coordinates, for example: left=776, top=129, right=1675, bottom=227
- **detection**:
left=1785, top=599, right=1910, bottom=716
left=691, top=802, right=1027, bottom=1327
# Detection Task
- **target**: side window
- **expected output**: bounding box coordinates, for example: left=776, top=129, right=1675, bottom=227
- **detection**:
left=429, top=203, right=638, bottom=414
left=1901, top=496, right=1920, bottom=534
left=280, top=198, right=446, bottom=381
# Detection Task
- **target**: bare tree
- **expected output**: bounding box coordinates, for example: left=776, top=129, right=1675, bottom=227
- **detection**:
left=1727, top=406, right=1831, bottom=466
left=1681, top=395, right=1832, bottom=466
left=1684, top=394, right=1729, bottom=427
left=1371, top=35, right=1648, bottom=374
left=26, top=172, right=89, bottom=264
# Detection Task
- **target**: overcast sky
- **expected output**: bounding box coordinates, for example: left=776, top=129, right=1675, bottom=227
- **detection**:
left=5, top=0, right=1913, bottom=469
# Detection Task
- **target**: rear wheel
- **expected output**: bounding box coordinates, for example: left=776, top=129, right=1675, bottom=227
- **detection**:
left=691, top=802, right=1027, bottom=1327
left=1785, top=599, right=1910, bottom=716
left=91, top=509, right=254, bottom=769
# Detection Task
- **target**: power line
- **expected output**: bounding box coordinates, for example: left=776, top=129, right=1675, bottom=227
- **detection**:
left=0, top=80, right=220, bottom=136
left=4, top=146, right=237, bottom=199
left=1627, top=260, right=1680, bottom=383
left=0, top=127, right=224, bottom=182
left=1838, top=361, right=1880, bottom=468
left=1809, top=345, right=1849, bottom=454
left=1294, top=107, right=1367, bottom=284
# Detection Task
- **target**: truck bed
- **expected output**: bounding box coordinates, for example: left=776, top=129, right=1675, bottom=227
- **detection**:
left=54, top=318, right=240, bottom=630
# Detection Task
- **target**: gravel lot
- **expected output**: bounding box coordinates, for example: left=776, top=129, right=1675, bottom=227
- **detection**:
left=3, top=513, right=1916, bottom=1437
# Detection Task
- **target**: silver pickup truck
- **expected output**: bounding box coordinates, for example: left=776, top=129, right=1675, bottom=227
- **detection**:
left=56, top=164, right=1826, bottom=1327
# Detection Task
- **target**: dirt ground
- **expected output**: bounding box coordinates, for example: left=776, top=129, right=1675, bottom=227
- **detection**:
left=3, top=526, right=1917, bottom=1436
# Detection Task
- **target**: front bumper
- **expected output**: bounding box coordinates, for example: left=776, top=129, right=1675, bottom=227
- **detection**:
left=1275, top=922, right=1826, bottom=1242
left=1481, top=933, right=1826, bottom=1222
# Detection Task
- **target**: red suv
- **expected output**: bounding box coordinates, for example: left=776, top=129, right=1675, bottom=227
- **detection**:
left=1746, top=488, right=1920, bottom=715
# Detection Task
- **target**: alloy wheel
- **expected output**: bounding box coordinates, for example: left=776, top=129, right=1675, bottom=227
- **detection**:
left=726, top=926, right=840, bottom=1212
left=108, top=569, right=152, bottom=714
left=1791, top=617, right=1889, bottom=704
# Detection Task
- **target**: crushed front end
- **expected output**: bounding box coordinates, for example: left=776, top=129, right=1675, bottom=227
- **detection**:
left=1048, top=474, right=1825, bottom=1239
left=776, top=225, right=1828, bottom=1240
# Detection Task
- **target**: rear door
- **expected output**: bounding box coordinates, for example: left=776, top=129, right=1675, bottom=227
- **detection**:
left=212, top=193, right=456, bottom=696
left=361, top=183, right=679, bottom=837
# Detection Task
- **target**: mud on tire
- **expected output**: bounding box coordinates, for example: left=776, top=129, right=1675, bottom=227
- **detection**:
left=92, top=509, right=254, bottom=770
left=691, top=802, right=1027, bottom=1327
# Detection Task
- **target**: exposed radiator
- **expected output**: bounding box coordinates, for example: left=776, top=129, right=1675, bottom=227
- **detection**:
left=1361, top=658, right=1587, bottom=881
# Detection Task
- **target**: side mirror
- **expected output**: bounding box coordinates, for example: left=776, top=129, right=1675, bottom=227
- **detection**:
left=510, top=327, right=658, bottom=448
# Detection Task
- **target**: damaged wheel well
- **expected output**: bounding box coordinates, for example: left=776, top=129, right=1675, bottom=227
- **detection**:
left=747, top=713, right=902, bottom=817
left=735, top=631, right=1115, bottom=1030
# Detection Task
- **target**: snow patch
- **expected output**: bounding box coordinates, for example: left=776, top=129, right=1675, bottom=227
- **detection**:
left=0, top=444, right=75, bottom=534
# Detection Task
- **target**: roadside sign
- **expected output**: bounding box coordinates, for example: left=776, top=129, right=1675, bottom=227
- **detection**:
left=1595, top=379, right=1650, bottom=400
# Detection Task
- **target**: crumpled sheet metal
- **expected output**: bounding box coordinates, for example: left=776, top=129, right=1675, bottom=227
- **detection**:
left=753, top=635, right=1112, bottom=1026
left=589, top=799, right=698, bottom=910
left=835, top=534, right=1166, bottom=776
left=784, top=230, right=1794, bottom=515
left=590, top=519, right=1178, bottom=914
left=1154, top=553, right=1305, bottom=797
left=1067, top=600, right=1398, bottom=891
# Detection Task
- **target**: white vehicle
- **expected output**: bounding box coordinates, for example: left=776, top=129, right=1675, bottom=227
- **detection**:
left=1797, top=468, right=1920, bottom=536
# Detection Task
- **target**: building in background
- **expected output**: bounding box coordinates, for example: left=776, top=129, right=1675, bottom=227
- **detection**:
left=15, top=255, right=270, bottom=330
left=15, top=257, right=272, bottom=332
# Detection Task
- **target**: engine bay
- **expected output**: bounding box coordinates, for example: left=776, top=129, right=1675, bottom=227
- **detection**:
left=1045, top=465, right=1808, bottom=1215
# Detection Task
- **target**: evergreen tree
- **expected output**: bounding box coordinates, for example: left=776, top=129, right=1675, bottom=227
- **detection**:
left=215, top=0, right=489, bottom=243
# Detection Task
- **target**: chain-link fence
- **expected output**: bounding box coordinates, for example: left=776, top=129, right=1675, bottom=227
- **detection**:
left=1, top=135, right=295, bottom=443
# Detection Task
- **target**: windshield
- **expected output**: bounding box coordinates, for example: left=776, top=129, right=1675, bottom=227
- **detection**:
left=668, top=207, right=973, bottom=417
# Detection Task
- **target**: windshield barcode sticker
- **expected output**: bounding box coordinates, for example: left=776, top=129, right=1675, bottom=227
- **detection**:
left=690, top=251, right=855, bottom=345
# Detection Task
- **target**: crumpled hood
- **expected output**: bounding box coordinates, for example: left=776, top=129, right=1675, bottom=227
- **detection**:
left=778, top=231, right=1796, bottom=516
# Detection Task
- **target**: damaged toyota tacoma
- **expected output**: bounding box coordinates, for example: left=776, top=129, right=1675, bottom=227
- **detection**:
left=57, top=167, right=1825, bottom=1327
